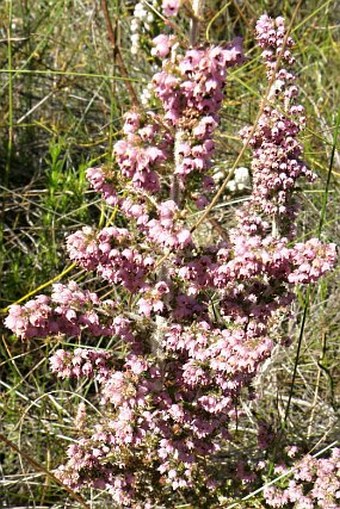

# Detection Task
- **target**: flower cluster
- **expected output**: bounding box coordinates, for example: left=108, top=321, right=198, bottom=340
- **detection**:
left=50, top=348, right=113, bottom=379
left=263, top=448, right=340, bottom=509
left=4, top=11, right=337, bottom=509
left=151, top=34, right=176, bottom=59
left=225, top=166, right=251, bottom=192
left=152, top=40, right=243, bottom=184
left=4, top=282, right=117, bottom=339
left=130, top=1, right=157, bottom=56
left=85, top=41, right=244, bottom=231
left=113, top=110, right=173, bottom=194
left=86, top=166, right=118, bottom=206
left=146, top=200, right=192, bottom=250
left=287, top=238, right=336, bottom=284
left=153, top=45, right=239, bottom=123
left=66, top=225, right=155, bottom=292
left=239, top=15, right=314, bottom=231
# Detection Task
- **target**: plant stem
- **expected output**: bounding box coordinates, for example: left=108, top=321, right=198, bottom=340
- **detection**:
left=284, top=286, right=311, bottom=425
left=101, top=0, right=140, bottom=108
left=190, top=0, right=204, bottom=45
left=0, top=432, right=91, bottom=509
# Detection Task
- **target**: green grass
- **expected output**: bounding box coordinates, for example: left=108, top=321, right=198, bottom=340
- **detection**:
left=0, top=1, right=339, bottom=507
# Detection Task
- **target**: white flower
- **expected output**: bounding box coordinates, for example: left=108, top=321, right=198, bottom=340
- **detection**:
left=140, top=83, right=154, bottom=106
left=226, top=167, right=250, bottom=192
left=134, top=3, right=148, bottom=19
left=131, top=33, right=140, bottom=44
left=234, top=167, right=250, bottom=188
left=131, top=19, right=140, bottom=32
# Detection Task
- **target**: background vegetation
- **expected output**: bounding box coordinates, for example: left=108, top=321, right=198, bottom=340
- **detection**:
left=0, top=0, right=339, bottom=507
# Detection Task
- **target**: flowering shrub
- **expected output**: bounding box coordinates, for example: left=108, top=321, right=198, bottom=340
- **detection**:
left=5, top=6, right=337, bottom=508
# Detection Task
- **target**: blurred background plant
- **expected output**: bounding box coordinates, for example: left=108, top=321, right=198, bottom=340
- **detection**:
left=0, top=0, right=339, bottom=507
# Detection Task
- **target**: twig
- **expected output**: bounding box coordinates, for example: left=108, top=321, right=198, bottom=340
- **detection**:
left=209, top=217, right=230, bottom=242
left=100, top=0, right=140, bottom=108
left=190, top=0, right=205, bottom=45
left=0, top=433, right=91, bottom=509
left=284, top=286, right=310, bottom=424
left=0, top=263, right=78, bottom=314
left=307, top=331, right=326, bottom=439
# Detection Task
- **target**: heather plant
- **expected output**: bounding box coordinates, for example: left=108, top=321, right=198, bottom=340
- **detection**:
left=3, top=2, right=338, bottom=508
left=262, top=446, right=340, bottom=509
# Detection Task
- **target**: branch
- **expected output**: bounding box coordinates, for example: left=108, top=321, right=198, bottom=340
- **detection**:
left=0, top=432, right=90, bottom=509
left=101, top=0, right=140, bottom=108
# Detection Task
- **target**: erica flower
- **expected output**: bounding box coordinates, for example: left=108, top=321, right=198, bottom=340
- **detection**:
left=162, top=0, right=180, bottom=17
left=151, top=34, right=174, bottom=58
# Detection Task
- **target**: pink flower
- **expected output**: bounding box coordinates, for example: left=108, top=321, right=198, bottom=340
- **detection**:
left=162, top=0, right=180, bottom=17
left=152, top=35, right=173, bottom=58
